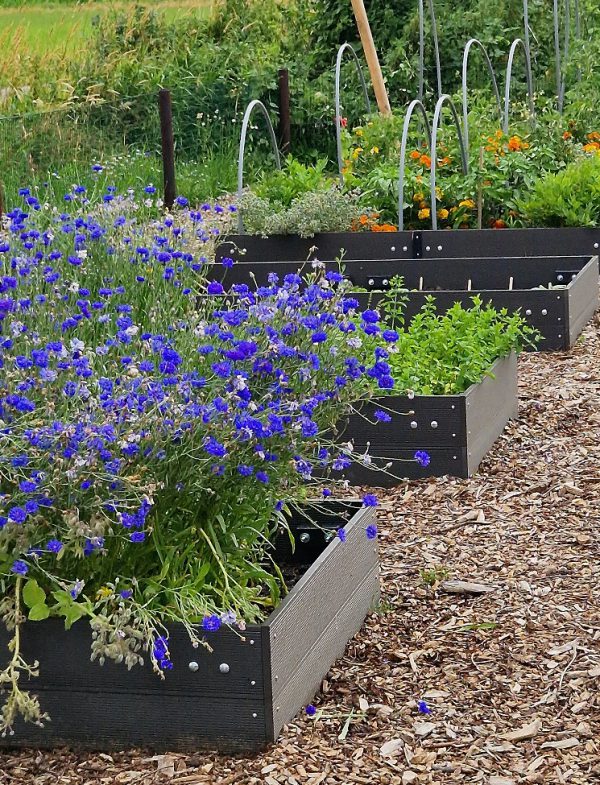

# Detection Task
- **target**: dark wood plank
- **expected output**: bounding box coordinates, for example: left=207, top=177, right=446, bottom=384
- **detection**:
left=0, top=622, right=264, bottom=697
left=341, top=448, right=469, bottom=484
left=269, top=563, right=379, bottom=739
left=566, top=255, right=600, bottom=346
left=266, top=507, right=378, bottom=733
left=421, top=228, right=600, bottom=258
left=2, top=691, right=268, bottom=752
left=465, top=353, right=519, bottom=476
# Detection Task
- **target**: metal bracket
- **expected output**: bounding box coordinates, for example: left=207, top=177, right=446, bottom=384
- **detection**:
left=412, top=231, right=424, bottom=259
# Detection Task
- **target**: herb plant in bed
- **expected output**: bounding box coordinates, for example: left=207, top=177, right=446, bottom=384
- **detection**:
left=337, top=289, right=539, bottom=485
left=0, top=205, right=407, bottom=751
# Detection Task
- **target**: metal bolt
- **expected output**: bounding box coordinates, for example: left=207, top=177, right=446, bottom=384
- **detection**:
left=368, top=278, right=375, bottom=286
left=390, top=246, right=396, bottom=252
left=558, top=317, right=562, bottom=322
left=431, top=420, right=438, bottom=429
left=382, top=278, right=389, bottom=286
left=251, top=680, right=256, bottom=686
left=451, top=405, right=455, bottom=410
left=299, top=532, right=310, bottom=543
left=594, top=243, right=599, bottom=249
left=188, top=661, right=199, bottom=672
left=275, top=675, right=279, bottom=681
left=437, top=245, right=443, bottom=251
left=557, top=275, right=564, bottom=282
left=219, top=663, right=230, bottom=674
left=425, top=245, right=431, bottom=251
left=410, top=421, right=418, bottom=429
left=541, top=309, right=548, bottom=316
left=452, top=433, right=456, bottom=437
left=249, top=639, right=255, bottom=645
left=525, top=309, right=532, bottom=316
left=252, top=713, right=258, bottom=718
left=453, top=456, right=457, bottom=460
left=558, top=334, right=562, bottom=338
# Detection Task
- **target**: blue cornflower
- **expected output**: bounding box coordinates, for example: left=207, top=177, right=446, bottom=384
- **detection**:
left=305, top=704, right=317, bottom=717
left=363, top=494, right=378, bottom=507
left=418, top=700, right=432, bottom=714
left=361, top=309, right=379, bottom=324
left=311, top=331, right=328, bottom=343
left=221, top=256, right=234, bottom=268
left=130, top=531, right=146, bottom=543
left=11, top=560, right=28, bottom=575
left=120, top=589, right=133, bottom=600
left=337, top=528, right=347, bottom=542
left=202, top=614, right=221, bottom=632
left=207, top=281, right=224, bottom=295
left=46, top=539, right=63, bottom=553
left=8, top=507, right=27, bottom=524
left=414, top=450, right=431, bottom=467
left=374, top=410, right=392, bottom=422
left=366, top=524, right=378, bottom=540
left=256, top=471, right=269, bottom=484
left=322, top=488, right=332, bottom=498
left=382, top=329, right=399, bottom=343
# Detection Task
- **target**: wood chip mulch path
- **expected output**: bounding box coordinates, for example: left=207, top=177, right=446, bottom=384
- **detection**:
left=1, top=315, right=599, bottom=785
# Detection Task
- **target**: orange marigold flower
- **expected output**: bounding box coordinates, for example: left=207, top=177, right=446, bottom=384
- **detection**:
left=459, top=199, right=475, bottom=209
left=437, top=208, right=449, bottom=220
left=562, top=131, right=573, bottom=140
left=583, top=142, right=600, bottom=152
left=587, top=131, right=600, bottom=141
left=413, top=192, right=424, bottom=202
left=508, top=135, right=523, bottom=152
left=372, top=223, right=398, bottom=232
left=410, top=150, right=421, bottom=160
left=359, top=214, right=369, bottom=225
left=418, top=208, right=431, bottom=220
left=420, top=154, right=432, bottom=168
left=492, top=219, right=507, bottom=229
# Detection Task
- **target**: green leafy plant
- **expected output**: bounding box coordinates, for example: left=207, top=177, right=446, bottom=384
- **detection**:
left=255, top=157, right=335, bottom=208
left=380, top=281, right=540, bottom=395
left=520, top=153, right=600, bottom=227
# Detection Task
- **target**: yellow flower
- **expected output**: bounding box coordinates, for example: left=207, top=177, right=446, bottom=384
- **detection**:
left=437, top=208, right=449, bottom=220
left=413, top=192, right=424, bottom=202
left=418, top=208, right=431, bottom=220
left=96, top=586, right=112, bottom=599
left=351, top=147, right=363, bottom=160
left=355, top=128, right=364, bottom=137
left=459, top=199, right=475, bottom=209
left=370, top=146, right=379, bottom=155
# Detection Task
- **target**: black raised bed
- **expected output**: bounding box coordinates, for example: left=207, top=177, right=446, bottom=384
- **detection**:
left=217, top=227, right=600, bottom=262
left=337, top=353, right=518, bottom=486
left=0, top=504, right=378, bottom=752
left=216, top=246, right=599, bottom=351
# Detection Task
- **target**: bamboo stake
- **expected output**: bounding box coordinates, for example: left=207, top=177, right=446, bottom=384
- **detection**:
left=350, top=0, right=391, bottom=116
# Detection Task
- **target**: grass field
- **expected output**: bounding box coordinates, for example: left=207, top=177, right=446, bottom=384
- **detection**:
left=0, top=1, right=212, bottom=55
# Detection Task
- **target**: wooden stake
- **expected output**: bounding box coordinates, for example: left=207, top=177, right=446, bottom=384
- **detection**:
left=158, top=89, right=177, bottom=210
left=350, top=0, right=391, bottom=116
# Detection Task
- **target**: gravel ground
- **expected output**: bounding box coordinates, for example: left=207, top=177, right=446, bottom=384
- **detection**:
left=1, top=313, right=599, bottom=785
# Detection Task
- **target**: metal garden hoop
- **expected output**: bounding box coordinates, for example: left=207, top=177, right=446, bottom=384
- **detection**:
left=397, top=99, right=432, bottom=230
left=335, top=43, right=372, bottom=182
left=503, top=38, right=536, bottom=135
left=236, top=99, right=282, bottom=233
left=430, top=95, right=469, bottom=231
left=461, top=38, right=503, bottom=152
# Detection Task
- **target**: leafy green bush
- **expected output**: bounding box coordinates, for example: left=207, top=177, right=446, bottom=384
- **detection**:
left=255, top=158, right=335, bottom=208
left=520, top=153, right=600, bottom=227
left=380, top=285, right=539, bottom=394
left=239, top=187, right=362, bottom=236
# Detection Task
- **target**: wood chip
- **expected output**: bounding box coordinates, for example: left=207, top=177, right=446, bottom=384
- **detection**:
left=440, top=580, right=496, bottom=594
left=500, top=718, right=542, bottom=741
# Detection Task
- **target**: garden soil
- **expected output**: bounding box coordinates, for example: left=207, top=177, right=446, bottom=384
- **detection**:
left=1, top=314, right=598, bottom=785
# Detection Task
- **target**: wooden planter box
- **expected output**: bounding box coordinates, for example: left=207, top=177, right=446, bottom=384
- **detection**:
left=338, top=353, right=518, bottom=487
left=217, top=250, right=599, bottom=351
left=217, top=227, right=600, bottom=262
left=0, top=505, right=378, bottom=752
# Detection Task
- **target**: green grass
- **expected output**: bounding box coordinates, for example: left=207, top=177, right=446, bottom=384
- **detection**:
left=0, top=1, right=212, bottom=55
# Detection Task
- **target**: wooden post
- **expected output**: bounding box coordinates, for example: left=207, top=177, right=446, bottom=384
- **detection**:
left=158, top=88, right=176, bottom=209
left=350, top=0, right=391, bottom=116
left=278, top=68, right=291, bottom=156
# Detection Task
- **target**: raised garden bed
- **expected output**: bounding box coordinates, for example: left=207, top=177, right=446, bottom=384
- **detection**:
left=217, top=227, right=600, bottom=262
left=0, top=504, right=378, bottom=753
left=217, top=249, right=599, bottom=351
left=337, top=353, right=518, bottom=486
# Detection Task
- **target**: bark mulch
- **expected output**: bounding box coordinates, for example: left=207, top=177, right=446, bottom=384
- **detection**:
left=1, top=314, right=599, bottom=785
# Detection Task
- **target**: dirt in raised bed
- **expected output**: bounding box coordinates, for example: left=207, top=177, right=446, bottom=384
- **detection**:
left=1, top=313, right=599, bottom=785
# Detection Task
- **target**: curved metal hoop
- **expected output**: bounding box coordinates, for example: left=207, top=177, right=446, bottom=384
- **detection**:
left=554, top=0, right=573, bottom=111
left=335, top=43, right=371, bottom=181
left=237, top=99, right=282, bottom=232
left=418, top=0, right=443, bottom=100
left=461, top=38, right=503, bottom=152
left=397, top=100, right=432, bottom=230
left=430, top=95, right=469, bottom=231
left=503, top=38, right=536, bottom=135
left=522, top=0, right=534, bottom=92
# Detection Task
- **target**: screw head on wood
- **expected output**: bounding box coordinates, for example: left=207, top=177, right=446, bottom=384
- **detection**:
left=557, top=275, right=564, bottom=282
left=368, top=278, right=375, bottom=286
left=219, top=663, right=230, bottom=674
left=525, top=309, right=532, bottom=316
left=188, top=661, right=199, bottom=672
left=252, top=713, right=258, bottom=718
left=594, top=243, right=599, bottom=249
left=383, top=279, right=389, bottom=286
left=410, top=421, right=418, bottom=429
left=390, top=246, right=396, bottom=252
left=425, top=245, right=431, bottom=251
left=251, top=680, right=256, bottom=686
left=300, top=532, right=310, bottom=543
left=437, top=245, right=443, bottom=251
left=431, top=421, right=438, bottom=429
left=403, top=245, right=408, bottom=252
left=541, top=308, right=548, bottom=315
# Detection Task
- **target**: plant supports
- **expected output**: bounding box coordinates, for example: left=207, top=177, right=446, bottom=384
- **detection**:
left=350, top=0, right=391, bottom=116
